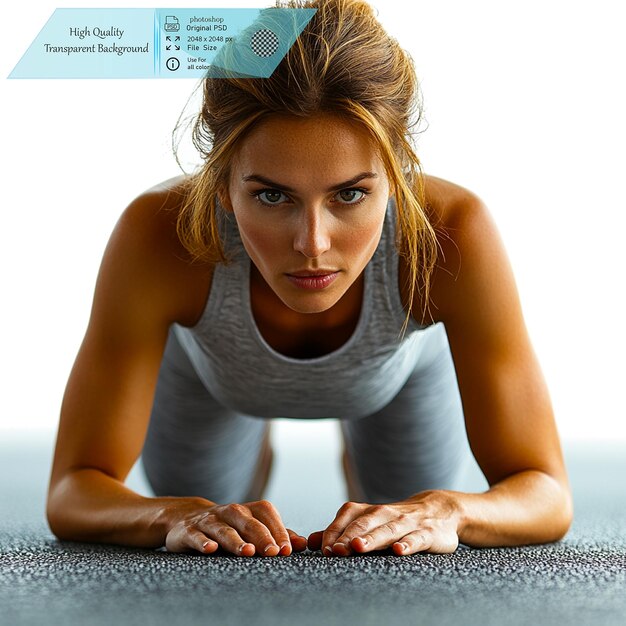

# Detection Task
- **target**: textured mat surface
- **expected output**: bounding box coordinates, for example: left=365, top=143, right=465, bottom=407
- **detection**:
left=1, top=425, right=625, bottom=626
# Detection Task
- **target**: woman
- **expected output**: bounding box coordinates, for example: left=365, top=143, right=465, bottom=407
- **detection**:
left=46, top=0, right=573, bottom=558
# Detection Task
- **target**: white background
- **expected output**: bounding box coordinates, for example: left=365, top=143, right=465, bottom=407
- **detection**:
left=1, top=0, right=624, bottom=444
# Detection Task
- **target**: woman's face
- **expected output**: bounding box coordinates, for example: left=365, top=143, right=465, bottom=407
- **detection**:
left=224, top=112, right=392, bottom=315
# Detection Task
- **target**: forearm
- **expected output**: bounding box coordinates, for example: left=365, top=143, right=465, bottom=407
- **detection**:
left=46, top=468, right=215, bottom=549
left=448, top=470, right=573, bottom=547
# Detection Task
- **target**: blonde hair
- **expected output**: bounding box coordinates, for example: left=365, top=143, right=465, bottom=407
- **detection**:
left=175, top=0, right=438, bottom=334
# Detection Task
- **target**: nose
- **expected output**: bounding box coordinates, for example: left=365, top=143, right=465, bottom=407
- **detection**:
left=292, top=207, right=331, bottom=259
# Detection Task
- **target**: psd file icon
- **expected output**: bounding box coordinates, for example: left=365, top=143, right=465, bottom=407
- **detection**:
left=164, top=16, right=180, bottom=32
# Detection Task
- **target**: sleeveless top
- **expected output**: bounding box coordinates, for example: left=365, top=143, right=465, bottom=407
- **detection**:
left=172, top=196, right=444, bottom=420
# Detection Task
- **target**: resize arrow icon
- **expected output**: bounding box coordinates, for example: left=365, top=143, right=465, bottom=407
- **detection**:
left=175, top=36, right=180, bottom=41
left=166, top=45, right=171, bottom=50
left=166, top=36, right=171, bottom=41
left=175, top=45, right=180, bottom=50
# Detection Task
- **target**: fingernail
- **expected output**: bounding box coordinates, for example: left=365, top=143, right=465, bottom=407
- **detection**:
left=358, top=537, right=368, bottom=546
left=333, top=542, right=348, bottom=552
left=264, top=544, right=277, bottom=554
left=323, top=546, right=333, bottom=556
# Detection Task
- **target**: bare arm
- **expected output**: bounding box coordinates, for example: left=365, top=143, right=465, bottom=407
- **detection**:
left=430, top=191, right=573, bottom=546
left=46, top=181, right=215, bottom=547
left=307, top=185, right=573, bottom=557
left=46, top=180, right=307, bottom=556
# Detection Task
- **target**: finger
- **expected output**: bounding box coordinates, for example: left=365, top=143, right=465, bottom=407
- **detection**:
left=391, top=532, right=432, bottom=556
left=342, top=511, right=409, bottom=554
left=307, top=530, right=324, bottom=551
left=212, top=503, right=280, bottom=557
left=198, top=534, right=220, bottom=554
left=247, top=502, right=300, bottom=555
left=198, top=519, right=256, bottom=556
left=321, top=502, right=364, bottom=556
left=285, top=528, right=308, bottom=554
left=165, top=525, right=220, bottom=555
left=392, top=530, right=458, bottom=555
left=332, top=504, right=400, bottom=555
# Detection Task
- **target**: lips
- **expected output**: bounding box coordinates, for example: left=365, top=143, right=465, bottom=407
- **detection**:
left=285, top=270, right=340, bottom=290
left=287, top=269, right=339, bottom=277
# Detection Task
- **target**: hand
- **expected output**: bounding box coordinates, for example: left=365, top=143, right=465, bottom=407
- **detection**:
left=164, top=498, right=308, bottom=557
left=307, top=490, right=462, bottom=556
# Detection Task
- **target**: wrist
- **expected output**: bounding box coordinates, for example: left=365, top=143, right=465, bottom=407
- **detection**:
left=406, top=489, right=467, bottom=534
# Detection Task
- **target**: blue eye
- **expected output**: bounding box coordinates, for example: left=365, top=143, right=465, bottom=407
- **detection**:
left=256, top=189, right=287, bottom=205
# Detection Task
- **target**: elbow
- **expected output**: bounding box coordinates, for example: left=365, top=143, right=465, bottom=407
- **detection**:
left=547, top=478, right=575, bottom=542
left=46, top=481, right=74, bottom=542
left=46, top=510, right=65, bottom=541
left=46, top=499, right=86, bottom=544
left=46, top=498, right=69, bottom=541
left=558, top=494, right=574, bottom=540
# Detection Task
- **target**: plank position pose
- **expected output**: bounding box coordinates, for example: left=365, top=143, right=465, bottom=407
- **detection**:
left=46, top=0, right=573, bottom=558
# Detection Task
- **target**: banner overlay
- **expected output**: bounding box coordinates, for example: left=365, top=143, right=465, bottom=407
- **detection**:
left=8, top=8, right=316, bottom=79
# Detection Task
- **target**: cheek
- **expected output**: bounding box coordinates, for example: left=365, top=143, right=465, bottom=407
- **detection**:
left=236, top=213, right=285, bottom=260
left=343, top=211, right=385, bottom=255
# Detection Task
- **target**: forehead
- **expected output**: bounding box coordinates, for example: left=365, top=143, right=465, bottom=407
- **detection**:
left=233, top=113, right=382, bottom=174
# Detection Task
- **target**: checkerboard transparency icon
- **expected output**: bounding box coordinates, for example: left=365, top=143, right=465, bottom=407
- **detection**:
left=250, top=29, right=279, bottom=57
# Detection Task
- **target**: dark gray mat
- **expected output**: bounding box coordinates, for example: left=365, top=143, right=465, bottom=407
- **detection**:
left=1, top=427, right=625, bottom=626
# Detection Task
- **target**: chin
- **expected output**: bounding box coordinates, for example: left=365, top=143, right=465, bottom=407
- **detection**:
left=282, top=297, right=337, bottom=315
left=277, top=290, right=342, bottom=315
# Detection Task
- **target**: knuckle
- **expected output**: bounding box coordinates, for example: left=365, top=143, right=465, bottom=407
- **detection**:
left=239, top=517, right=258, bottom=534
left=225, top=503, right=248, bottom=516
left=196, top=510, right=216, bottom=524
left=325, top=522, right=344, bottom=534
left=256, top=500, right=276, bottom=513
left=339, top=501, right=357, bottom=513
left=369, top=504, right=391, bottom=515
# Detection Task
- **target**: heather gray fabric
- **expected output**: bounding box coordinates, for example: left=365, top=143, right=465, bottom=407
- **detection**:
left=140, top=197, right=472, bottom=504
left=173, top=196, right=434, bottom=420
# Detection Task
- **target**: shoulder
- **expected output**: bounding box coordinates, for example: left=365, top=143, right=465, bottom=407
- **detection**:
left=401, top=173, right=494, bottom=325
left=422, top=173, right=488, bottom=238
left=108, top=174, right=213, bottom=328
left=423, top=173, right=481, bottom=223
left=121, top=174, right=190, bottom=230
left=422, top=174, right=509, bottom=326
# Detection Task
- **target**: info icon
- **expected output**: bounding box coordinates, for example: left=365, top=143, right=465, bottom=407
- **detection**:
left=165, top=57, right=180, bottom=71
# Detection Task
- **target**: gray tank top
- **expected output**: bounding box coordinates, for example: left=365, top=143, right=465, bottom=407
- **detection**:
left=173, top=196, right=441, bottom=420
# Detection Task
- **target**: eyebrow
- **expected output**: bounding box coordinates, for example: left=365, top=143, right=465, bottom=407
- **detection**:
left=241, top=171, right=379, bottom=193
